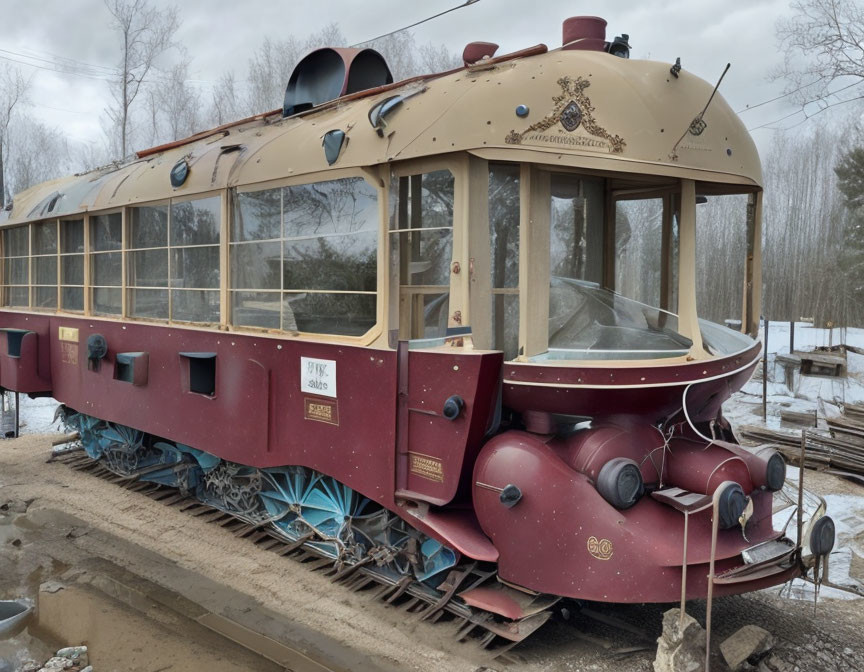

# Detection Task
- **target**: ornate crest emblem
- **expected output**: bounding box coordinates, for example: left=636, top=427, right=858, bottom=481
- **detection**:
left=560, top=100, right=583, bottom=132
left=587, top=535, right=614, bottom=561
left=505, top=76, right=626, bottom=153
left=688, top=117, right=707, bottom=136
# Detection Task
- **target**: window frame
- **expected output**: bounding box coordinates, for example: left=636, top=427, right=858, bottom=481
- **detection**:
left=388, top=157, right=463, bottom=345
left=125, top=190, right=225, bottom=327
left=88, top=209, right=124, bottom=317
left=230, top=168, right=385, bottom=343
left=1, top=223, right=31, bottom=309
left=59, top=216, right=86, bottom=314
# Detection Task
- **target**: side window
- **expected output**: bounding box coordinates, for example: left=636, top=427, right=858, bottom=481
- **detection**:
left=231, top=189, right=281, bottom=328
left=615, top=198, right=664, bottom=307
left=32, top=220, right=58, bottom=310
left=2, top=226, right=29, bottom=307
left=489, top=164, right=520, bottom=359
left=90, top=213, right=122, bottom=315
left=128, top=197, right=220, bottom=323
left=170, top=197, right=220, bottom=323
left=389, top=170, right=454, bottom=341
left=231, top=177, right=378, bottom=336
left=547, top=173, right=605, bottom=349
left=60, top=219, right=84, bottom=311
left=128, top=205, right=169, bottom=319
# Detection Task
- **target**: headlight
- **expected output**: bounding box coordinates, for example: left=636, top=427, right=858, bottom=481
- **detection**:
left=716, top=481, right=747, bottom=530
left=765, top=452, right=786, bottom=491
left=810, top=515, right=836, bottom=556
left=596, top=457, right=644, bottom=510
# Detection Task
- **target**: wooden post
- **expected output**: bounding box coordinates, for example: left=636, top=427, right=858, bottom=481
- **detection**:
left=705, top=487, right=724, bottom=672
left=797, top=430, right=806, bottom=551
left=762, top=317, right=769, bottom=421
left=790, top=320, right=795, bottom=354
left=680, top=511, right=689, bottom=627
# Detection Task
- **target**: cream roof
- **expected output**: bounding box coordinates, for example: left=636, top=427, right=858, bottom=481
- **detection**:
left=0, top=47, right=761, bottom=227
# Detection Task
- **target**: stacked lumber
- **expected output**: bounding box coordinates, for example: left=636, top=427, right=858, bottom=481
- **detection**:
left=738, top=424, right=864, bottom=476
left=738, top=425, right=800, bottom=449
left=841, top=402, right=864, bottom=424
left=780, top=409, right=817, bottom=428
left=827, top=416, right=864, bottom=447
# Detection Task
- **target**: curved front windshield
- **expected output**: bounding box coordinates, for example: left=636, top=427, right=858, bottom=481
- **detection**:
left=542, top=278, right=691, bottom=360
left=536, top=278, right=755, bottom=361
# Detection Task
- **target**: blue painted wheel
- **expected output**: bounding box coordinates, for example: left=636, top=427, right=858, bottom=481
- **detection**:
left=260, top=467, right=375, bottom=560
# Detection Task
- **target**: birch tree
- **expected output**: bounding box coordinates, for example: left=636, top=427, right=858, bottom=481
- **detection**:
left=0, top=65, right=30, bottom=207
left=104, top=0, right=179, bottom=158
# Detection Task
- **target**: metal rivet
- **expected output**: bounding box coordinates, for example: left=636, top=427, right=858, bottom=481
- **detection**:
left=516, top=104, right=529, bottom=118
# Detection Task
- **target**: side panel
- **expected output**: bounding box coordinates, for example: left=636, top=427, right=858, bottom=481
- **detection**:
left=0, top=312, right=400, bottom=508
left=395, top=348, right=501, bottom=506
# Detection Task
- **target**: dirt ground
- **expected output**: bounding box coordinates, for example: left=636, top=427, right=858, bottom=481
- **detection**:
left=1, top=433, right=863, bottom=672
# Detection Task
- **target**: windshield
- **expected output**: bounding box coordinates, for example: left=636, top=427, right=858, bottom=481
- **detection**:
left=540, top=278, right=691, bottom=360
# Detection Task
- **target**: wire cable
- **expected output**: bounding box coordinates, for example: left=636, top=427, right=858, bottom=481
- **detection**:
left=747, top=78, right=864, bottom=132
left=736, top=76, right=826, bottom=114
left=350, top=0, right=481, bottom=47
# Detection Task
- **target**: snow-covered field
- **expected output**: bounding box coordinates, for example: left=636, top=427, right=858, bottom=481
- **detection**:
left=725, top=321, right=864, bottom=430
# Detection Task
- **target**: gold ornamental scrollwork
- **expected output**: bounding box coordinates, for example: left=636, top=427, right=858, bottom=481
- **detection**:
left=505, top=76, right=626, bottom=154
left=587, top=535, right=614, bottom=560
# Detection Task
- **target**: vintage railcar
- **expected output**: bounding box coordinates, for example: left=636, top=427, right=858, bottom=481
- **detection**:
left=0, top=15, right=834, bottom=645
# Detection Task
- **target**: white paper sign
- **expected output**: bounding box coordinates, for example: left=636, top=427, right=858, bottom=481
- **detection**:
left=300, top=357, right=337, bottom=398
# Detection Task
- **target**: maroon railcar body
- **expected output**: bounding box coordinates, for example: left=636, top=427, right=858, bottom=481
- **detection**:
left=0, top=14, right=826, bottom=625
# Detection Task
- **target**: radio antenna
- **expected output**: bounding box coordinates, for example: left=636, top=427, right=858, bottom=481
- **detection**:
left=670, top=62, right=731, bottom=160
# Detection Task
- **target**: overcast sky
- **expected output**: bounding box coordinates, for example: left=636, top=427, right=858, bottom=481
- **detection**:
left=0, top=0, right=842, bottom=156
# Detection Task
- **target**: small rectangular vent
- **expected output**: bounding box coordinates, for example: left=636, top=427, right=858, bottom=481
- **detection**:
left=114, top=352, right=149, bottom=386
left=1, top=329, right=32, bottom=358
left=180, top=352, right=217, bottom=396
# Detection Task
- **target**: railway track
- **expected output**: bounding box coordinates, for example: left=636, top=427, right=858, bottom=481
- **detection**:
left=48, top=445, right=555, bottom=660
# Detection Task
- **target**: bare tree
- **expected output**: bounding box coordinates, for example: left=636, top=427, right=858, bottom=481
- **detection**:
left=210, top=71, right=243, bottom=127
left=5, top=117, right=70, bottom=195
left=775, top=0, right=864, bottom=102
left=0, top=65, right=30, bottom=207
left=104, top=0, right=179, bottom=158
left=149, top=50, right=200, bottom=144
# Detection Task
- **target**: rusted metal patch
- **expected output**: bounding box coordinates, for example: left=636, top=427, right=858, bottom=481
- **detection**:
left=587, top=536, right=613, bottom=561
left=408, top=452, right=444, bottom=483
left=303, top=397, right=339, bottom=425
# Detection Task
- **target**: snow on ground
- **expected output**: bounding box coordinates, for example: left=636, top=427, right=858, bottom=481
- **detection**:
left=12, top=395, right=61, bottom=436
left=726, top=322, right=864, bottom=431
left=726, top=322, right=864, bottom=601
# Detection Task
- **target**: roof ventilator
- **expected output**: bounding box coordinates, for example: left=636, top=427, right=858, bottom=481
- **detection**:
left=368, top=86, right=426, bottom=137
left=283, top=47, right=393, bottom=118
left=462, top=41, right=498, bottom=66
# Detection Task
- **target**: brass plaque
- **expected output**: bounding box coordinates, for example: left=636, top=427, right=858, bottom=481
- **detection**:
left=408, top=452, right=444, bottom=483
left=58, top=326, right=79, bottom=342
left=303, top=397, right=339, bottom=426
